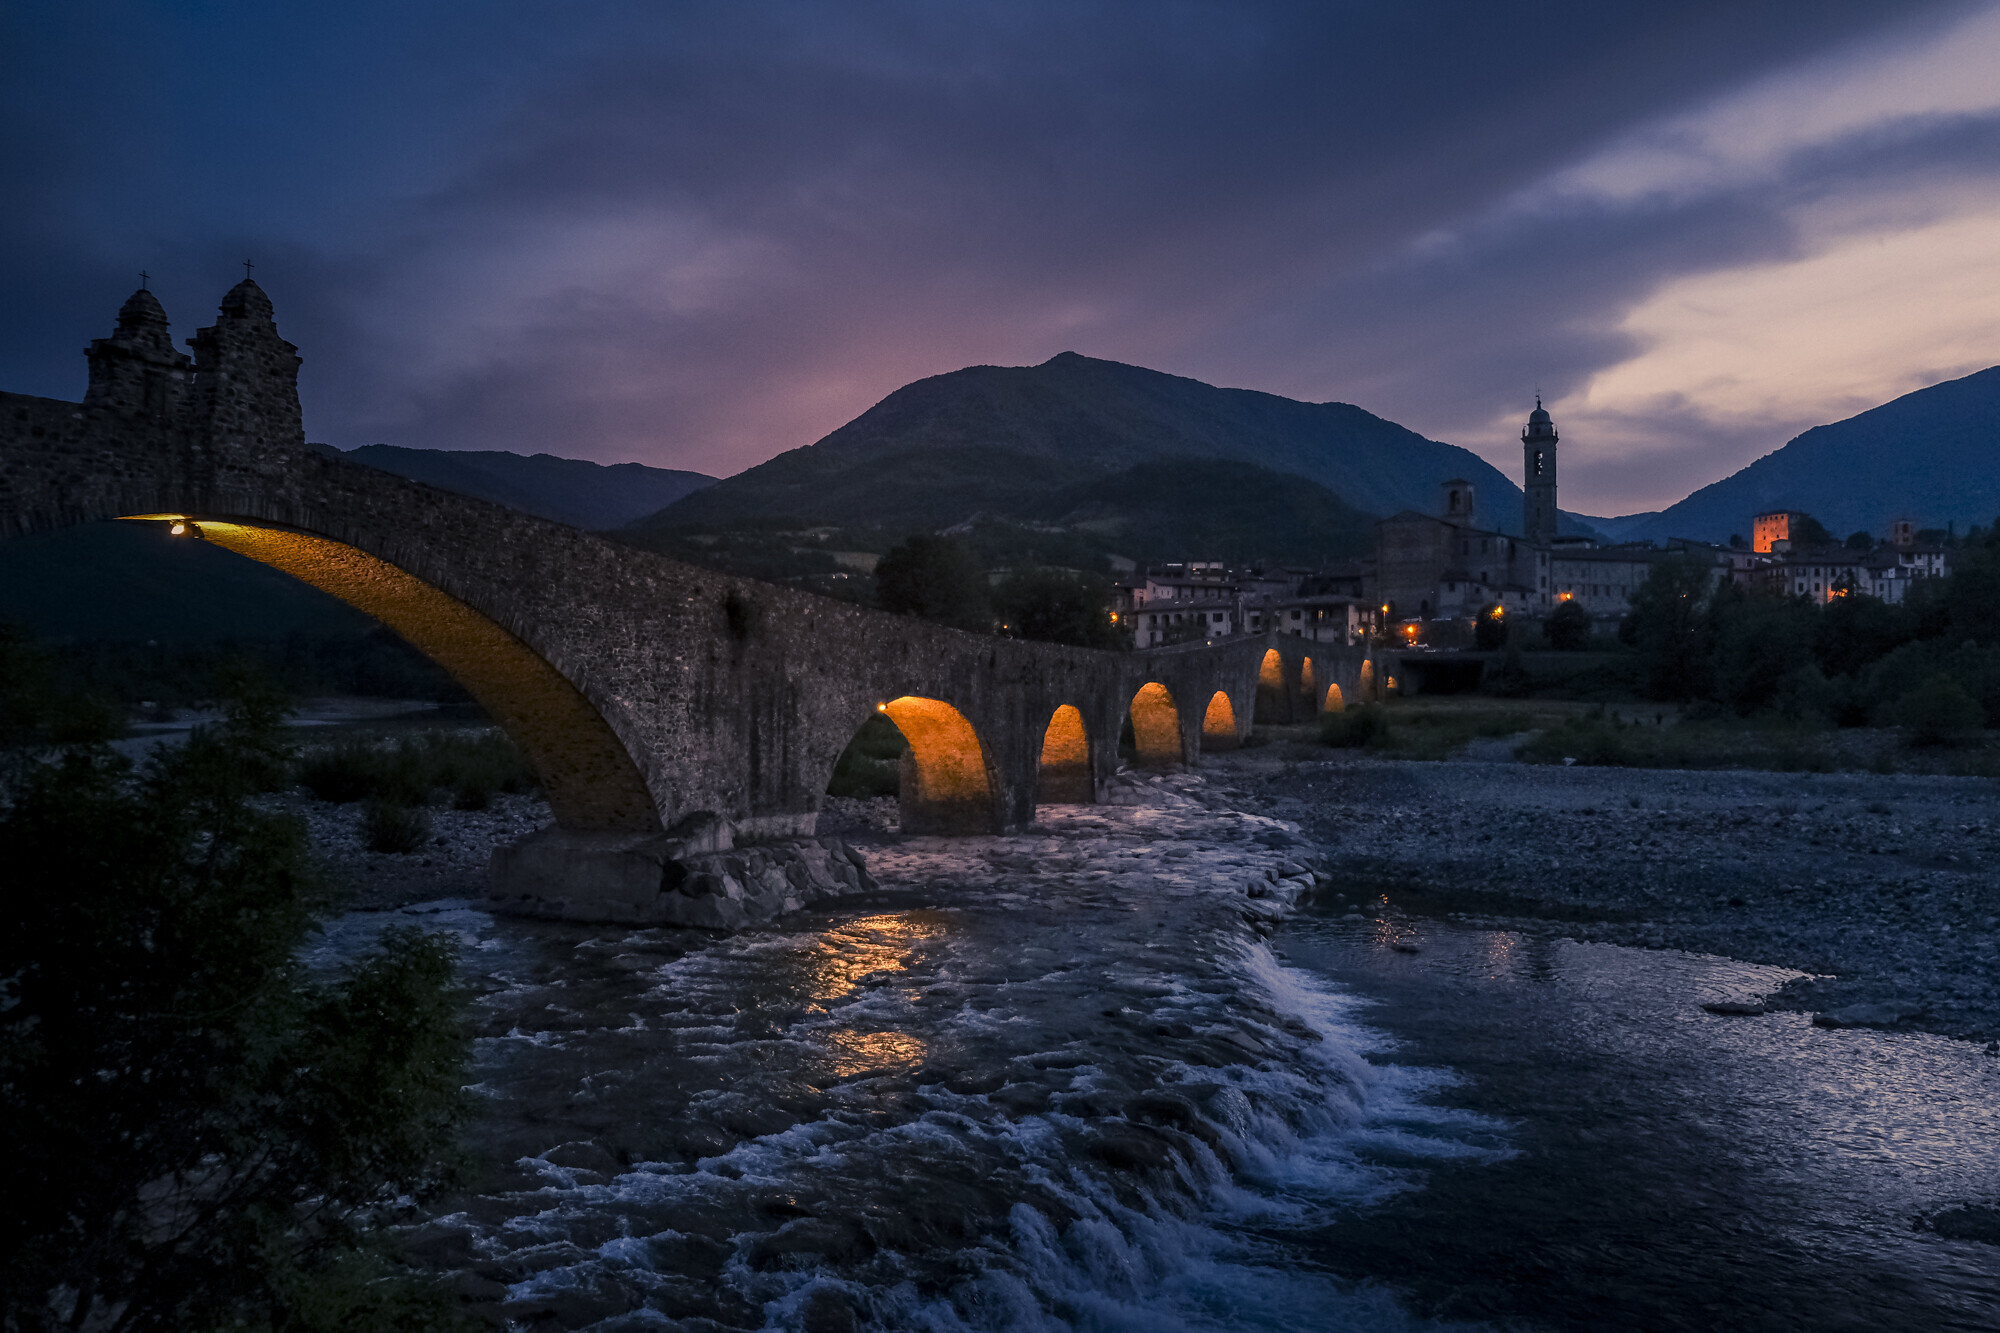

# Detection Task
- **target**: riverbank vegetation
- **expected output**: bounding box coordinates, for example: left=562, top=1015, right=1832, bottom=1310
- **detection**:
left=0, top=636, right=474, bottom=1330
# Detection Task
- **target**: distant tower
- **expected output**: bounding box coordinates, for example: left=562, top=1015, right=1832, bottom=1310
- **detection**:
left=84, top=287, right=191, bottom=420
left=1440, top=478, right=1476, bottom=526
left=1521, top=397, right=1558, bottom=547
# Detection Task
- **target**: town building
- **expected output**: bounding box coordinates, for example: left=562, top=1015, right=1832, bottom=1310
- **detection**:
left=1114, top=562, right=1376, bottom=647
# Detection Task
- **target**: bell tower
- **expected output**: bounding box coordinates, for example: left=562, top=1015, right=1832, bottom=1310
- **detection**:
left=1521, top=397, right=1558, bottom=548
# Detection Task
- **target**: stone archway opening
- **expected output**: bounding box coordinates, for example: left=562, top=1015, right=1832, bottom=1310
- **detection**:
left=1201, top=690, right=1239, bottom=751
left=1301, top=658, right=1317, bottom=712
left=878, top=695, right=997, bottom=835
left=1129, top=682, right=1183, bottom=768
left=119, top=515, right=658, bottom=832
left=1037, top=704, right=1093, bottom=804
left=1255, top=647, right=1287, bottom=723
left=1325, top=682, right=1345, bottom=713
left=1359, top=659, right=1377, bottom=702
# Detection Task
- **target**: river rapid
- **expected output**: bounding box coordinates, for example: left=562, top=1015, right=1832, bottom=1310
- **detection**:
left=323, top=773, right=2000, bottom=1331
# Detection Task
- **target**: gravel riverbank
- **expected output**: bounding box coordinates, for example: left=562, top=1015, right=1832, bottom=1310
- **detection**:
left=1209, top=743, right=2000, bottom=1044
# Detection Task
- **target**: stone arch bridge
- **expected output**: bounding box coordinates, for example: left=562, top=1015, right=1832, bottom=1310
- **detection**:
left=1, top=282, right=1380, bottom=916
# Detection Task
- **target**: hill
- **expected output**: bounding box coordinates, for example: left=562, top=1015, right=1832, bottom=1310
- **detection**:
left=642, top=352, right=1594, bottom=538
left=1602, top=366, right=2000, bottom=543
left=319, top=444, right=714, bottom=530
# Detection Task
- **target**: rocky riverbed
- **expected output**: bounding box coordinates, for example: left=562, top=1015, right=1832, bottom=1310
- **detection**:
left=1214, top=741, right=2000, bottom=1044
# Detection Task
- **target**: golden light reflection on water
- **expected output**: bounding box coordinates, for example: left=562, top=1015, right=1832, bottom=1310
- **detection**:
left=822, top=1028, right=927, bottom=1078
left=803, top=913, right=944, bottom=1003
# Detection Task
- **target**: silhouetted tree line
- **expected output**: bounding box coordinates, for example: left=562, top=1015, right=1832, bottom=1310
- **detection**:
left=874, top=534, right=1128, bottom=649
left=33, top=626, right=469, bottom=712
left=1619, top=520, right=2000, bottom=739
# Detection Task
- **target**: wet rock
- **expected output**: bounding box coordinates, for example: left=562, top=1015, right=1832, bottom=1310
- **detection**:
left=746, top=1216, right=877, bottom=1269
left=1089, top=1123, right=1180, bottom=1172
left=1702, top=1000, right=1769, bottom=1017
left=1918, top=1204, right=2000, bottom=1245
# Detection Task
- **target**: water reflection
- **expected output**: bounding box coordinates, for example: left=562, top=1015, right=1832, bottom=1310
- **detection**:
left=802, top=912, right=946, bottom=1005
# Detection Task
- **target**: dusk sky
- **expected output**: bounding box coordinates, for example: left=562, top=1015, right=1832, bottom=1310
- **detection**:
left=5, top=1, right=1997, bottom=517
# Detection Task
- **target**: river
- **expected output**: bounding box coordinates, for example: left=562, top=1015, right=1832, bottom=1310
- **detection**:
left=323, top=782, right=2000, bottom=1331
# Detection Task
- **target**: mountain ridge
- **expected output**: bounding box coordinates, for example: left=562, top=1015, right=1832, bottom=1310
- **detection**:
left=1593, top=366, right=2000, bottom=543
left=315, top=443, right=715, bottom=531
left=644, top=352, right=1599, bottom=539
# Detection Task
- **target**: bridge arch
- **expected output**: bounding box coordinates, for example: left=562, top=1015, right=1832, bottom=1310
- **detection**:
left=1128, top=682, right=1184, bottom=768
left=119, top=516, right=659, bottom=831
left=1325, top=682, right=1345, bottom=713
left=1201, top=690, right=1239, bottom=751
left=1300, top=658, right=1317, bottom=713
left=878, top=695, right=998, bottom=835
left=1037, top=704, right=1093, bottom=804
left=1359, top=659, right=1377, bottom=701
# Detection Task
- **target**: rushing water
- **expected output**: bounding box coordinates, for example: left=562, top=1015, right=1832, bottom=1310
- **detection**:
left=322, top=796, right=2000, bottom=1331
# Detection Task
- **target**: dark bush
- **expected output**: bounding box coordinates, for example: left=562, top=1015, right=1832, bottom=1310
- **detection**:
left=1320, top=704, right=1390, bottom=749
left=363, top=798, right=431, bottom=853
left=0, top=671, right=470, bottom=1330
left=1894, top=674, right=1985, bottom=747
left=1545, top=600, right=1591, bottom=651
left=297, top=730, right=537, bottom=809
left=298, top=741, right=381, bottom=803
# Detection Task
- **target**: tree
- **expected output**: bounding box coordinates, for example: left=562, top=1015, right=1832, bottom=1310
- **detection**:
left=1545, top=599, right=1591, bottom=651
left=1474, top=603, right=1508, bottom=650
left=1790, top=514, right=1836, bottom=548
left=1621, top=556, right=1720, bottom=700
left=1894, top=673, right=1985, bottom=746
left=873, top=535, right=991, bottom=632
left=992, top=566, right=1127, bottom=649
left=1844, top=530, right=1875, bottom=551
left=0, top=659, right=471, bottom=1332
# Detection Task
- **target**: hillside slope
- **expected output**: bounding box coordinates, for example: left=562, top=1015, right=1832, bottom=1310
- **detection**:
left=644, top=352, right=1587, bottom=537
left=1611, top=366, right=2000, bottom=543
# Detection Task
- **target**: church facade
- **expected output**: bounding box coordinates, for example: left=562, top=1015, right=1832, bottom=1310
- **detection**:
left=1372, top=401, right=1709, bottom=633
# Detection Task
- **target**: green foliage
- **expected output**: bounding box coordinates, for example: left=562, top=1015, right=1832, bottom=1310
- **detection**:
left=826, top=713, right=907, bottom=798
left=1515, top=712, right=1836, bottom=771
left=993, top=566, right=1128, bottom=649
left=0, top=623, right=121, bottom=753
left=1544, top=600, right=1591, bottom=652
left=0, top=675, right=471, bottom=1331
left=1893, top=673, right=1986, bottom=746
left=1320, top=704, right=1391, bottom=749
left=363, top=798, right=432, bottom=853
left=1845, top=530, right=1875, bottom=551
left=1790, top=514, right=1836, bottom=548
left=874, top=534, right=993, bottom=632
left=1473, top=603, right=1508, bottom=651
left=1707, top=585, right=1823, bottom=716
left=1621, top=555, right=1721, bottom=700
left=296, top=730, right=537, bottom=809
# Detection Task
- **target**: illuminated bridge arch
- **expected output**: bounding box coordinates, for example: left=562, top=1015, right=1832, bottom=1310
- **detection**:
left=877, top=695, right=998, bottom=835
left=121, top=515, right=659, bottom=831
left=1129, top=682, right=1183, bottom=768
left=1201, top=690, right=1240, bottom=751
left=1324, top=682, right=1344, bottom=713
left=1038, top=704, right=1093, bottom=804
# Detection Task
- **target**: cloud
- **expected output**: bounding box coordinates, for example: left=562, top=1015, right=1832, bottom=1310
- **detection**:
left=3, top=0, right=1988, bottom=507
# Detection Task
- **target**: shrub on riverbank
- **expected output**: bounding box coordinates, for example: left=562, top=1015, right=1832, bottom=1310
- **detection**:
left=297, top=730, right=537, bottom=809
left=364, top=797, right=432, bottom=853
left=0, top=666, right=473, bottom=1330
